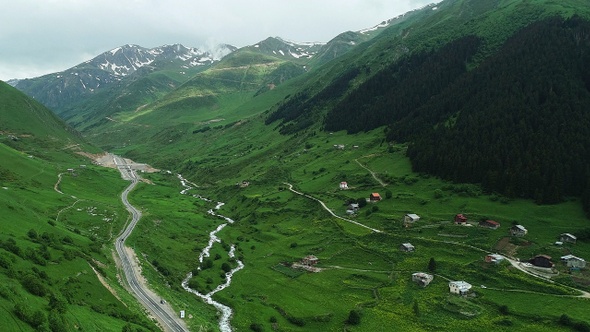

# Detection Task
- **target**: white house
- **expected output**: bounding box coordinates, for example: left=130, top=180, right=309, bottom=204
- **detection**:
left=412, top=272, right=434, bottom=287
left=510, top=225, right=528, bottom=237
left=400, top=243, right=415, bottom=252
left=561, top=255, right=586, bottom=269
left=560, top=233, right=577, bottom=244
left=485, top=254, right=505, bottom=264
left=404, top=213, right=420, bottom=224
left=339, top=181, right=349, bottom=190
left=449, top=281, right=472, bottom=295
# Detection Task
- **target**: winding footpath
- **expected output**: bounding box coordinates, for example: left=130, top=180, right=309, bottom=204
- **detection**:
left=355, top=156, right=387, bottom=187
left=285, top=182, right=590, bottom=299
left=177, top=174, right=244, bottom=332
left=114, top=158, right=188, bottom=332
left=284, top=182, right=382, bottom=233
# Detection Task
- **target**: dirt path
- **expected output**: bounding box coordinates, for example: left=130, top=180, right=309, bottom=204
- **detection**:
left=284, top=183, right=381, bottom=233
left=328, top=265, right=390, bottom=273
left=54, top=173, right=64, bottom=194
left=354, top=157, right=387, bottom=187
left=88, top=263, right=126, bottom=305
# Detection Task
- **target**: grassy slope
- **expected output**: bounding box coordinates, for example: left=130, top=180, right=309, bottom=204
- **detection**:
left=0, top=83, right=161, bottom=331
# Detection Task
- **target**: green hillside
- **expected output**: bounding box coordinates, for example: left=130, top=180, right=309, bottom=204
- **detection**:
left=0, top=83, right=162, bottom=331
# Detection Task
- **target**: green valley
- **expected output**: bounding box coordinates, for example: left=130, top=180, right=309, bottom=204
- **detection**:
left=3, top=0, right=590, bottom=331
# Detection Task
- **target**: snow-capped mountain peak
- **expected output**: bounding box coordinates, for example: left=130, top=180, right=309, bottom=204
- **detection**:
left=77, top=43, right=235, bottom=78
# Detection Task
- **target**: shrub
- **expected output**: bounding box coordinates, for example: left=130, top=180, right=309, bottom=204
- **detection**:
left=21, top=273, right=47, bottom=297
left=499, top=305, right=509, bottom=315
left=249, top=323, right=263, bottom=332
left=347, top=309, right=361, bottom=325
left=27, top=229, right=38, bottom=240
left=558, top=314, right=572, bottom=326
left=287, top=316, right=305, bottom=326
left=427, top=258, right=437, bottom=272
left=434, top=189, right=444, bottom=199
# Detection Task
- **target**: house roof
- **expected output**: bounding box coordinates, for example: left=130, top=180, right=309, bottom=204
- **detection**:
left=412, top=272, right=433, bottom=280
left=533, top=254, right=552, bottom=260
left=487, top=254, right=504, bottom=260
left=449, top=281, right=472, bottom=290
left=484, top=220, right=500, bottom=225
left=406, top=213, right=420, bottom=219
left=513, top=225, right=527, bottom=231
left=401, top=242, right=414, bottom=248
left=371, top=193, right=381, bottom=197
left=412, top=272, right=431, bottom=277
left=561, top=233, right=577, bottom=239
left=561, top=255, right=585, bottom=262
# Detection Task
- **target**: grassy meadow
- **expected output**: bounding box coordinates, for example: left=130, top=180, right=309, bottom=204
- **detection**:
left=107, top=117, right=590, bottom=331
left=0, top=140, right=160, bottom=332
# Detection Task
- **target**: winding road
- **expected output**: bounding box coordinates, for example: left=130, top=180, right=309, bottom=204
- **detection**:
left=114, top=156, right=188, bottom=332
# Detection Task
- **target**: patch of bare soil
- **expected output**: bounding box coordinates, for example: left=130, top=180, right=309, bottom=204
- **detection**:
left=494, top=237, right=519, bottom=257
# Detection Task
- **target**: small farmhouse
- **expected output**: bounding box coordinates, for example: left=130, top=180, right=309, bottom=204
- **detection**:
left=339, top=181, right=349, bottom=190
left=449, top=281, right=472, bottom=295
left=510, top=225, right=528, bottom=237
left=485, top=254, right=505, bottom=264
left=301, top=255, right=319, bottom=266
left=530, top=255, right=553, bottom=268
left=346, top=203, right=360, bottom=215
left=479, top=220, right=500, bottom=229
left=560, top=233, right=577, bottom=244
left=412, top=272, right=434, bottom=287
left=454, top=214, right=467, bottom=224
left=369, top=193, right=382, bottom=201
left=404, top=213, right=420, bottom=224
left=561, top=255, right=586, bottom=269
left=400, top=243, right=415, bottom=252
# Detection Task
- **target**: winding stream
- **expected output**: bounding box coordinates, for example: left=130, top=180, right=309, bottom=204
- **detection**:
left=176, top=174, right=244, bottom=332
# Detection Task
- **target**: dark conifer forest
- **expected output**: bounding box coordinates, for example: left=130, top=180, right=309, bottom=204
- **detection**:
left=270, top=16, right=590, bottom=209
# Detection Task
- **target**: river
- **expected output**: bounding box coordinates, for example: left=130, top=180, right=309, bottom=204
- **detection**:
left=176, top=174, right=244, bottom=332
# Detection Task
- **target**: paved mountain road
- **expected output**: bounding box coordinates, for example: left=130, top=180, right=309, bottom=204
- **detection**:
left=114, top=157, right=188, bottom=332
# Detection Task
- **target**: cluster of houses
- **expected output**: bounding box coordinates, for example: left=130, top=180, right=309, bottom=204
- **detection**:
left=410, top=272, right=473, bottom=296
left=454, top=213, right=503, bottom=230
left=333, top=144, right=359, bottom=150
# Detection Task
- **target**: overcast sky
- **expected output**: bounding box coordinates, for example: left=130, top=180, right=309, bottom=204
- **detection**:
left=0, top=0, right=436, bottom=81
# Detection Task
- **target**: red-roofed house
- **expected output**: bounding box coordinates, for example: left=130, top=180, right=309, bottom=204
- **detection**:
left=370, top=193, right=382, bottom=201
left=454, top=214, right=468, bottom=224
left=479, top=220, right=500, bottom=229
